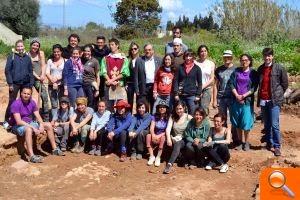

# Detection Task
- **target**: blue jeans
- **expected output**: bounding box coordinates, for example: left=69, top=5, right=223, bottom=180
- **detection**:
left=218, top=97, right=233, bottom=126
left=261, top=102, right=281, bottom=148
left=180, top=96, right=197, bottom=115
left=68, top=86, right=84, bottom=107
left=12, top=121, right=39, bottom=136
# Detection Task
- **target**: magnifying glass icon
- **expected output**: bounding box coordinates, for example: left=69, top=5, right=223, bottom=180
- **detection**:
left=268, top=170, right=295, bottom=198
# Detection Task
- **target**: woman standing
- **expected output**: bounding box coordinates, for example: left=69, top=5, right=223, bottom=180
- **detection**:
left=63, top=47, right=85, bottom=108
left=195, top=45, right=215, bottom=114
left=229, top=54, right=258, bottom=151
left=46, top=44, right=66, bottom=118
left=28, top=38, right=50, bottom=121
left=82, top=44, right=100, bottom=109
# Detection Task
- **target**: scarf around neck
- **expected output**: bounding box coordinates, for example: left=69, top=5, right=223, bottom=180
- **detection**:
left=70, top=57, right=84, bottom=78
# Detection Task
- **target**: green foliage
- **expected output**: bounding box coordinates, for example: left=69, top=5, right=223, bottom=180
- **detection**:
left=0, top=41, right=12, bottom=57
left=0, top=0, right=39, bottom=38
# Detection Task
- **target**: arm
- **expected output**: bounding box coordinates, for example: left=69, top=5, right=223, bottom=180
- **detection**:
left=149, top=120, right=156, bottom=137
left=95, top=60, right=100, bottom=90
left=184, top=121, right=194, bottom=143
left=280, top=66, right=289, bottom=92
left=69, top=113, right=78, bottom=130
left=134, top=58, right=140, bottom=94
left=213, top=78, right=219, bottom=107
left=153, top=69, right=160, bottom=98
left=76, top=114, right=93, bottom=130
left=165, top=117, right=173, bottom=145
left=173, top=68, right=179, bottom=96
left=119, top=57, right=130, bottom=80
left=215, top=128, right=232, bottom=144
left=135, top=114, right=152, bottom=134
left=13, top=113, right=38, bottom=131
left=128, top=116, right=137, bottom=132
left=90, top=113, right=97, bottom=131
left=5, top=55, right=13, bottom=86
left=114, top=114, right=132, bottom=135
left=196, top=66, right=202, bottom=97
left=106, top=114, right=115, bottom=133
left=39, top=51, right=47, bottom=81
left=28, top=59, right=34, bottom=87
left=202, top=62, right=215, bottom=90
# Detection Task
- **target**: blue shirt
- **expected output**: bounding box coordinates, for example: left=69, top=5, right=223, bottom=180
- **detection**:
left=90, top=110, right=111, bottom=132
left=107, top=112, right=132, bottom=135
left=128, top=113, right=152, bottom=134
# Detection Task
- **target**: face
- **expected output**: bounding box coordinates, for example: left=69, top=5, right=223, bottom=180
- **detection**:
left=144, top=45, right=154, bottom=58
left=213, top=117, right=224, bottom=129
left=16, top=42, right=25, bottom=54
left=84, top=47, right=92, bottom=59
left=20, top=88, right=32, bottom=102
left=240, top=55, right=250, bottom=68
left=158, top=106, right=167, bottom=114
left=164, top=55, right=172, bottom=67
left=53, top=48, right=62, bottom=59
left=130, top=45, right=139, bottom=56
left=185, top=55, right=194, bottom=64
left=223, top=56, right=233, bottom=65
left=77, top=104, right=86, bottom=112
left=117, top=107, right=126, bottom=115
left=175, top=105, right=185, bottom=117
left=60, top=102, right=68, bottom=109
left=137, top=104, right=146, bottom=116
left=69, top=37, right=79, bottom=48
left=194, top=111, right=204, bottom=123
left=72, top=50, right=80, bottom=59
left=97, top=102, right=106, bottom=114
left=199, top=48, right=208, bottom=59
left=30, top=42, right=40, bottom=53
left=109, top=42, right=119, bottom=53
left=264, top=54, right=273, bottom=65
left=173, top=44, right=181, bottom=53
left=173, top=28, right=181, bottom=38
left=96, top=39, right=105, bottom=49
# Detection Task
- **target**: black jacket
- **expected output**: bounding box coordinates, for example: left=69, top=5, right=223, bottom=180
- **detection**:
left=257, top=63, right=288, bottom=106
left=93, top=45, right=110, bottom=61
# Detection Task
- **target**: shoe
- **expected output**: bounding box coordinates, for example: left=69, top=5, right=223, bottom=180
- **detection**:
left=243, top=142, right=250, bottom=151
left=163, top=163, right=172, bottom=174
left=147, top=156, right=156, bottom=166
left=52, top=147, right=65, bottom=156
left=30, top=155, right=43, bottom=163
left=154, top=157, right=161, bottom=167
left=119, top=152, right=127, bottom=162
left=205, top=161, right=216, bottom=170
left=274, top=148, right=281, bottom=156
left=266, top=144, right=275, bottom=152
left=136, top=153, right=143, bottom=160
left=235, top=143, right=243, bottom=151
left=189, top=160, right=197, bottom=170
left=220, top=164, right=229, bottom=173
left=130, top=152, right=137, bottom=160
left=71, top=142, right=80, bottom=153
left=3, top=121, right=10, bottom=130
left=94, top=146, right=101, bottom=156
left=88, top=145, right=96, bottom=155
left=61, top=146, right=67, bottom=152
left=76, top=145, right=84, bottom=153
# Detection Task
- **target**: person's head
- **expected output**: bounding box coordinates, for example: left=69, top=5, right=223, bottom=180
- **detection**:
left=15, top=40, right=25, bottom=54
left=223, top=50, right=233, bottom=66
left=59, top=97, right=70, bottom=110
left=172, top=26, right=182, bottom=38
left=30, top=38, right=41, bottom=53
left=197, top=45, right=209, bottom=60
left=213, top=113, right=226, bottom=129
left=163, top=53, right=174, bottom=69
left=83, top=44, right=94, bottom=59
left=96, top=35, right=106, bottom=49
left=156, top=100, right=169, bottom=116
left=108, top=38, right=120, bottom=53
left=144, top=44, right=154, bottom=59
left=136, top=100, right=149, bottom=116
left=76, top=97, right=87, bottom=112
left=71, top=46, right=81, bottom=59
left=52, top=44, right=63, bottom=60
left=193, top=107, right=207, bottom=124
left=172, top=101, right=187, bottom=122
left=114, top=100, right=131, bottom=115
left=128, top=42, right=140, bottom=58
left=183, top=49, right=196, bottom=64
left=262, top=47, right=274, bottom=65
left=173, top=38, right=182, bottom=54
left=97, top=101, right=106, bottom=114
left=240, top=53, right=253, bottom=68
left=20, top=87, right=32, bottom=102
left=68, top=33, right=80, bottom=48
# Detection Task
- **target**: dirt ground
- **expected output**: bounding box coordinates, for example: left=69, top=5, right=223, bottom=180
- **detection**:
left=0, top=59, right=299, bottom=200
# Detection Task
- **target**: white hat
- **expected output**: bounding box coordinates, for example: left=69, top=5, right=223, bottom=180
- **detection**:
left=223, top=50, right=233, bottom=57
left=173, top=38, right=182, bottom=45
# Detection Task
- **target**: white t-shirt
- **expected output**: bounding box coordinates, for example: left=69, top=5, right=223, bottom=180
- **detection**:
left=145, top=57, right=156, bottom=84
left=46, top=59, right=65, bottom=85
left=195, top=59, right=215, bottom=88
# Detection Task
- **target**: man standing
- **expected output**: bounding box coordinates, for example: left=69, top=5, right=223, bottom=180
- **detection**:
left=63, top=33, right=81, bottom=59
left=257, top=48, right=288, bottom=156
left=135, top=44, right=162, bottom=112
left=172, top=38, right=185, bottom=70
left=165, top=26, right=188, bottom=54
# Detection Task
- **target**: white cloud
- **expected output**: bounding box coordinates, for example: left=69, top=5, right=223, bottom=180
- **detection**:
left=167, top=11, right=177, bottom=21
left=159, top=0, right=183, bottom=11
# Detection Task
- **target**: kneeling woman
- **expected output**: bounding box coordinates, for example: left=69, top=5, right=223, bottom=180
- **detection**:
left=184, top=107, right=210, bottom=169
left=106, top=100, right=132, bottom=162
left=164, top=101, right=193, bottom=174
left=146, top=100, right=169, bottom=167
left=205, top=113, right=231, bottom=173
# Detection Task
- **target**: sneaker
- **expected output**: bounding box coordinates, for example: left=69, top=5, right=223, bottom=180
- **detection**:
left=136, top=153, right=143, bottom=160
left=77, top=145, right=84, bottom=153
left=88, top=145, right=96, bottom=155
left=2, top=121, right=10, bottom=130
left=71, top=142, right=80, bottom=153
left=30, top=155, right=43, bottom=163
left=274, top=148, right=281, bottom=156
left=205, top=161, right=216, bottom=170
left=94, top=146, right=101, bottom=156
left=119, top=152, right=127, bottom=162
left=147, top=156, right=156, bottom=166
left=61, top=146, right=67, bottom=152
left=154, top=157, right=161, bottom=167
left=130, top=152, right=137, bottom=160
left=189, top=160, right=197, bottom=170
left=163, top=163, right=173, bottom=174
left=52, top=147, right=65, bottom=156
left=235, top=143, right=243, bottom=151
left=243, top=142, right=250, bottom=151
left=220, top=164, right=229, bottom=173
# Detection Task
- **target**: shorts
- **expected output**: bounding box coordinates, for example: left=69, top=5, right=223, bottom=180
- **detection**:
left=11, top=121, right=39, bottom=136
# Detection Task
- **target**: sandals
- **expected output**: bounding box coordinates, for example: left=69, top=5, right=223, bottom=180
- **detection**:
left=29, top=155, right=43, bottom=163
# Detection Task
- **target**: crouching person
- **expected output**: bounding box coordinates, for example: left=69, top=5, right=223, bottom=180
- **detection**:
left=70, top=97, right=94, bottom=153
left=88, top=101, right=111, bottom=156
left=128, top=101, right=152, bottom=160
left=51, top=97, right=74, bottom=151
left=184, top=107, right=210, bottom=169
left=106, top=100, right=132, bottom=162
left=10, top=87, right=64, bottom=163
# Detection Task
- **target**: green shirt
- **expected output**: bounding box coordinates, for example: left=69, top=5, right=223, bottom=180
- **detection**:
left=184, top=117, right=211, bottom=143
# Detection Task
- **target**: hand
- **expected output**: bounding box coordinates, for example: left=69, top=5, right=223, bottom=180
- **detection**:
left=64, top=89, right=68, bottom=96
left=167, top=139, right=172, bottom=147
left=112, top=81, right=118, bottom=86
left=33, top=128, right=41, bottom=135
left=175, top=95, right=180, bottom=101
left=71, top=128, right=78, bottom=136
left=39, top=124, right=45, bottom=133
left=238, top=99, right=245, bottom=104
left=236, top=94, right=243, bottom=101
left=9, top=85, right=14, bottom=92
left=107, top=131, right=115, bottom=141
left=94, top=91, right=99, bottom=97
left=212, top=101, right=218, bottom=109
left=54, top=121, right=60, bottom=127
left=193, top=138, right=200, bottom=146
left=151, top=134, right=158, bottom=143
left=51, top=77, right=57, bottom=83
left=153, top=92, right=158, bottom=99
left=129, top=132, right=136, bottom=139
left=203, top=141, right=215, bottom=147
left=106, top=79, right=112, bottom=86
left=195, top=97, right=200, bottom=102
left=40, top=75, right=45, bottom=82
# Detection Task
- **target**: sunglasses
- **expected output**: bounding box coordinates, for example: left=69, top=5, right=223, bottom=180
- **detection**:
left=131, top=47, right=138, bottom=51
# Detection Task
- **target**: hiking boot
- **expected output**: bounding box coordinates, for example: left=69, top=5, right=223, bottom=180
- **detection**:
left=94, top=146, right=101, bottom=156
left=243, top=142, right=250, bottom=151
left=154, top=157, right=161, bottom=167
left=136, top=153, right=143, bottom=160
left=220, top=164, right=229, bottom=173
left=119, top=152, right=127, bottom=162
left=71, top=142, right=80, bottom=153
left=30, top=155, right=43, bottom=163
left=274, top=148, right=281, bottom=156
left=130, top=152, right=137, bottom=160
left=147, top=156, right=156, bottom=166
left=52, top=147, right=65, bottom=156
left=205, top=161, right=216, bottom=170
left=89, top=145, right=96, bottom=155
left=163, top=163, right=173, bottom=174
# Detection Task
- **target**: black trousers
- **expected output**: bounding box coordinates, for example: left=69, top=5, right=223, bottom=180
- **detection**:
left=83, top=84, right=96, bottom=109
left=137, top=83, right=154, bottom=113
left=126, top=82, right=135, bottom=112
left=168, top=139, right=185, bottom=164
left=185, top=141, right=208, bottom=164
left=129, top=130, right=149, bottom=154
left=207, top=144, right=230, bottom=165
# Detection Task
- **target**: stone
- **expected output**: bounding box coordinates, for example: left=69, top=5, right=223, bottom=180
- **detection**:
left=10, top=159, right=29, bottom=173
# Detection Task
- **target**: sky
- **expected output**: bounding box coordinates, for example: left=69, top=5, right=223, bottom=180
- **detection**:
left=40, top=0, right=300, bottom=28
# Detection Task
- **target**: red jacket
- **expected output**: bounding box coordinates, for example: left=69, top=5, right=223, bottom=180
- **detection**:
left=153, top=67, right=174, bottom=95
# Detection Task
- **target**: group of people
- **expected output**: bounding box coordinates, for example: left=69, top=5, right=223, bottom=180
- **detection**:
left=4, top=26, right=288, bottom=174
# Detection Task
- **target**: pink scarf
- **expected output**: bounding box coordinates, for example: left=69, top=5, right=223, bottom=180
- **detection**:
left=70, top=57, right=84, bottom=74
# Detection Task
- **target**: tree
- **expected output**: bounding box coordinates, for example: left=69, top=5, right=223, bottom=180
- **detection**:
left=85, top=22, right=99, bottom=30
left=166, top=20, right=174, bottom=31
left=0, top=0, right=39, bottom=38
left=114, top=0, right=162, bottom=39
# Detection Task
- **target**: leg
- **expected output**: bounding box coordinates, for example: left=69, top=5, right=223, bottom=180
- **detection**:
left=83, top=85, right=94, bottom=108
left=185, top=142, right=196, bottom=163
left=216, top=144, right=230, bottom=164
left=126, top=83, right=135, bottom=112
left=183, top=96, right=197, bottom=115
left=68, top=87, right=78, bottom=108
left=48, top=85, right=59, bottom=120
left=119, top=130, right=128, bottom=153
left=146, top=134, right=154, bottom=156
left=40, top=83, right=50, bottom=120
left=137, top=130, right=148, bottom=154
left=80, top=124, right=90, bottom=146
left=168, top=139, right=185, bottom=164
left=24, top=127, right=34, bottom=157
left=77, top=86, right=85, bottom=98
left=271, top=104, right=281, bottom=149
left=262, top=104, right=272, bottom=147
left=61, top=124, right=70, bottom=149
left=157, top=134, right=166, bottom=157
left=44, top=122, right=57, bottom=150
left=200, top=89, right=211, bottom=115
